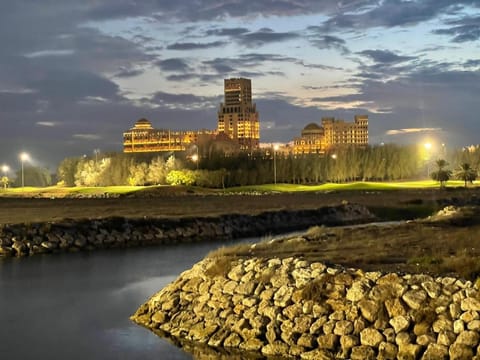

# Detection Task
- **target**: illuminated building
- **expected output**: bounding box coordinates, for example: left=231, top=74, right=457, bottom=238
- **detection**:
left=123, top=118, right=216, bottom=153
left=217, top=78, right=260, bottom=152
left=293, top=115, right=368, bottom=154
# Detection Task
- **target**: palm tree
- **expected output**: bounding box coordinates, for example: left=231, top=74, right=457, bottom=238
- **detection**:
left=454, top=163, right=477, bottom=188
left=430, top=159, right=451, bottom=188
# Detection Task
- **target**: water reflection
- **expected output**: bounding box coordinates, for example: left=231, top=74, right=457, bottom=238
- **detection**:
left=0, top=238, right=256, bottom=360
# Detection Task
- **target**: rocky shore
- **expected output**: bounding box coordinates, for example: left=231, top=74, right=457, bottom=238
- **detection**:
left=0, top=203, right=374, bottom=257
left=132, top=253, right=480, bottom=359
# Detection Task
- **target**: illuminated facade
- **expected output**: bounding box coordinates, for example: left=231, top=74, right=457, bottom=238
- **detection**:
left=217, top=78, right=260, bottom=152
left=293, top=115, right=368, bottom=154
left=123, top=118, right=216, bottom=153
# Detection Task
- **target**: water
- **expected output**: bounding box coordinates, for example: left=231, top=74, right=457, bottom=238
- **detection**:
left=0, top=238, right=257, bottom=360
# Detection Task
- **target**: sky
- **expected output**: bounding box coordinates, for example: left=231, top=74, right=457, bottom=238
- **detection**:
left=0, top=1, right=479, bottom=171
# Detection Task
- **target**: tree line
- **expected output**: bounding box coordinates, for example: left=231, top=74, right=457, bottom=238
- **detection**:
left=3, top=144, right=479, bottom=188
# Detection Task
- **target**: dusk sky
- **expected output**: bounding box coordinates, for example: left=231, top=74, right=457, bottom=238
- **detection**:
left=1, top=1, right=479, bottom=170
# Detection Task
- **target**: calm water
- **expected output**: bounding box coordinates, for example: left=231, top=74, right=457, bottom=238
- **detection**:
left=0, top=238, right=258, bottom=360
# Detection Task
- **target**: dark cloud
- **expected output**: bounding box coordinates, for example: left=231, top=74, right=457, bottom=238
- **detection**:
left=306, top=30, right=350, bottom=54
left=156, top=58, right=191, bottom=72
left=166, top=41, right=226, bottom=50
left=358, top=50, right=415, bottom=63
left=205, top=27, right=250, bottom=37
left=149, top=91, right=220, bottom=108
left=114, top=68, right=145, bottom=78
left=319, top=0, right=479, bottom=31
left=311, top=64, right=480, bottom=145
left=236, top=28, right=300, bottom=47
left=433, top=15, right=480, bottom=42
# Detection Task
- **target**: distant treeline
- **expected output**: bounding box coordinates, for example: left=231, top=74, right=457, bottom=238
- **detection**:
left=51, top=144, right=480, bottom=188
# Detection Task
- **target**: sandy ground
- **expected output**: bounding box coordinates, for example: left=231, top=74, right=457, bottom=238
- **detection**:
left=0, top=187, right=479, bottom=224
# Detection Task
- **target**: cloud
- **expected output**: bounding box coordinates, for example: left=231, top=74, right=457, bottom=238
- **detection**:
left=156, top=58, right=191, bottom=72
left=114, top=67, right=144, bottom=78
left=306, top=30, right=350, bottom=54
left=358, top=50, right=415, bottom=64
left=73, top=134, right=102, bottom=140
left=148, top=91, right=220, bottom=110
left=36, top=121, right=57, bottom=127
left=386, top=128, right=442, bottom=135
left=433, top=15, right=480, bottom=42
left=319, top=0, right=479, bottom=31
left=236, top=28, right=300, bottom=47
left=205, top=27, right=250, bottom=37
left=166, top=41, right=226, bottom=50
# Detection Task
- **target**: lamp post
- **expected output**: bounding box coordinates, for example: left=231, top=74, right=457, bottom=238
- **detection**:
left=273, top=144, right=279, bottom=184
left=19, top=152, right=29, bottom=187
left=94, top=149, right=100, bottom=164
left=191, top=145, right=199, bottom=169
left=424, top=142, right=432, bottom=178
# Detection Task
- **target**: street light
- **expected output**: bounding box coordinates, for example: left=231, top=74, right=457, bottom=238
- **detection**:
left=1, top=164, right=9, bottom=174
left=19, top=152, right=30, bottom=187
left=94, top=149, right=100, bottom=164
left=191, top=144, right=199, bottom=169
left=273, top=144, right=279, bottom=184
left=424, top=142, right=432, bottom=178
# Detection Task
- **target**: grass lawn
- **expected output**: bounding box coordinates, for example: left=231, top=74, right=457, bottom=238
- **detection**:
left=0, top=180, right=477, bottom=198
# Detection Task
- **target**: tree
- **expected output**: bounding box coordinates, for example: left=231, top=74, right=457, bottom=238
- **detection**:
left=430, top=159, right=452, bottom=188
left=166, top=169, right=196, bottom=186
left=454, top=163, right=477, bottom=188
left=127, top=162, right=148, bottom=186
left=146, top=156, right=167, bottom=185
left=1, top=176, right=9, bottom=189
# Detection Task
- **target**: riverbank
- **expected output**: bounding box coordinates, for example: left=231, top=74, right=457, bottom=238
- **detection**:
left=132, top=208, right=480, bottom=359
left=1, top=187, right=479, bottom=224
left=0, top=203, right=374, bottom=257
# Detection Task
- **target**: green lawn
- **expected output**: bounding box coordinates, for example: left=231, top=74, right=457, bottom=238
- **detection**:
left=0, top=180, right=477, bottom=197
left=224, top=180, right=478, bottom=193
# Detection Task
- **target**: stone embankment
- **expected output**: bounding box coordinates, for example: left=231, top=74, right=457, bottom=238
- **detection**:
left=132, top=255, right=480, bottom=359
left=0, top=203, right=373, bottom=257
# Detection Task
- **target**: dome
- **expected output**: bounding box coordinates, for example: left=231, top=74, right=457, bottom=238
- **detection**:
left=303, top=122, right=321, bottom=131
left=132, top=118, right=153, bottom=130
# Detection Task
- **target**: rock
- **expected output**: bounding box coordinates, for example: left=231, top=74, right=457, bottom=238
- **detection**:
left=261, top=341, right=289, bottom=357
left=300, top=348, right=334, bottom=360
left=358, top=299, right=380, bottom=323
left=398, top=343, right=422, bottom=359
left=390, top=315, right=411, bottom=334
left=455, top=330, right=479, bottom=346
left=360, top=328, right=384, bottom=347
left=402, top=289, right=427, bottom=310
left=350, top=345, right=376, bottom=360
left=461, top=297, right=480, bottom=311
left=346, top=279, right=371, bottom=302
left=378, top=341, right=398, bottom=360
left=422, top=343, right=449, bottom=359
left=449, top=343, right=474, bottom=360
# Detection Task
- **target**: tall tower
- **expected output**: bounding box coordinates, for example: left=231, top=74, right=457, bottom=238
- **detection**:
left=217, top=78, right=260, bottom=151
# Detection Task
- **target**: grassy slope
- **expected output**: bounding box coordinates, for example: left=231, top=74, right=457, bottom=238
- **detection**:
left=1, top=180, right=477, bottom=198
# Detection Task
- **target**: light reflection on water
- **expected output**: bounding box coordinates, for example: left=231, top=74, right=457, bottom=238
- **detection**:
left=0, top=238, right=257, bottom=360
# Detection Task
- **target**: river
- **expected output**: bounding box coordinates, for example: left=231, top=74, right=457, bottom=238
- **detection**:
left=0, top=238, right=259, bottom=360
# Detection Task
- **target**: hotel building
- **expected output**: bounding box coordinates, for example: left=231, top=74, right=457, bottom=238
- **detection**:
left=123, top=118, right=215, bottom=153
left=293, top=115, right=368, bottom=154
left=217, top=78, right=260, bottom=152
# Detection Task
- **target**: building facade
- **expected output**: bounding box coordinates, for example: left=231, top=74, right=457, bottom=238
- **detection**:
left=293, top=115, right=368, bottom=154
left=217, top=78, right=260, bottom=152
left=123, top=118, right=215, bottom=153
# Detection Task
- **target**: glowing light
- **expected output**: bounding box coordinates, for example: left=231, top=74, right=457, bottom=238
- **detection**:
left=1, top=165, right=9, bottom=173
left=424, top=142, right=432, bottom=150
left=331, top=154, right=337, bottom=160
left=191, top=154, right=198, bottom=162
left=20, top=152, right=30, bottom=162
